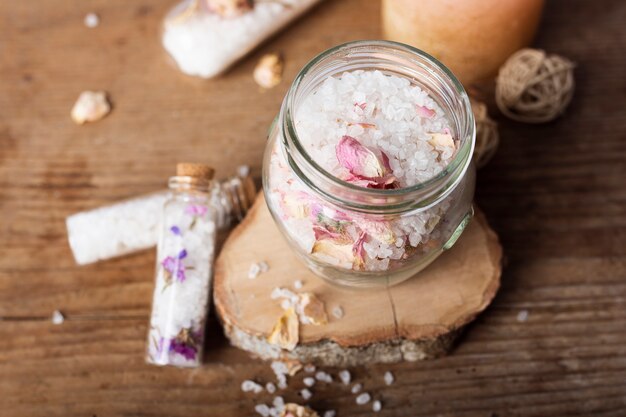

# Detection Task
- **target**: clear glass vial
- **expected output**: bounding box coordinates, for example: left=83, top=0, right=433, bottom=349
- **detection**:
left=146, top=163, right=217, bottom=367
left=262, top=41, right=476, bottom=288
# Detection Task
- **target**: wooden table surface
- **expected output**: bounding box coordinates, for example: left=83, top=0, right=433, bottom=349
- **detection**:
left=1, top=0, right=625, bottom=416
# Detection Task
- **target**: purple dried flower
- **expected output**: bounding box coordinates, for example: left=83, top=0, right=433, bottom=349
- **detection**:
left=178, top=249, right=187, bottom=259
left=185, top=204, right=208, bottom=217
left=169, top=340, right=197, bottom=360
left=167, top=327, right=202, bottom=361
left=161, top=255, right=186, bottom=282
left=170, top=225, right=181, bottom=235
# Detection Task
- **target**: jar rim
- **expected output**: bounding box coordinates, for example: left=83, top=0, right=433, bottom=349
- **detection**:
left=280, top=40, right=475, bottom=213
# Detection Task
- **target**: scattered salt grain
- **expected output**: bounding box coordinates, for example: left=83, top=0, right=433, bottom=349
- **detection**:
left=315, top=371, right=333, bottom=383
left=273, top=396, right=285, bottom=410
left=294, top=280, right=304, bottom=289
left=332, top=306, right=344, bottom=319
left=255, top=403, right=271, bottom=417
left=372, top=400, right=382, bottom=412
left=266, top=382, right=276, bottom=394
left=300, top=388, right=312, bottom=400
left=384, top=371, right=395, bottom=386
left=277, top=380, right=288, bottom=390
left=356, top=392, right=371, bottom=405
left=517, top=309, right=529, bottom=322
left=323, top=411, right=336, bottom=417
left=339, top=370, right=351, bottom=385
left=259, top=261, right=269, bottom=273
left=51, top=310, right=65, bottom=325
left=249, top=262, right=261, bottom=279
left=304, top=364, right=316, bottom=373
left=351, top=383, right=362, bottom=394
left=242, top=380, right=264, bottom=394
left=303, top=377, right=315, bottom=387
left=84, top=13, right=100, bottom=28
left=71, top=91, right=111, bottom=124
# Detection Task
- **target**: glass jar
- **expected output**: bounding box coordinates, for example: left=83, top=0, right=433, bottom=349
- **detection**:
left=262, top=40, right=476, bottom=288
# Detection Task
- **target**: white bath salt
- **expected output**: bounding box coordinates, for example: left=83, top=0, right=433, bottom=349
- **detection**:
left=51, top=310, right=65, bottom=325
left=71, top=90, right=111, bottom=124
left=304, top=364, right=316, bottom=373
left=339, top=370, right=351, bottom=385
left=300, top=388, right=313, bottom=400
left=259, top=261, right=270, bottom=273
left=272, top=396, right=285, bottom=410
left=351, top=383, right=362, bottom=394
left=248, top=262, right=262, bottom=279
left=517, top=309, right=530, bottom=322
left=356, top=393, right=371, bottom=405
left=315, top=371, right=333, bottom=383
left=384, top=371, right=395, bottom=386
left=332, top=306, right=344, bottom=319
left=162, top=0, right=321, bottom=78
left=323, top=411, right=336, bottom=417
left=242, top=380, right=264, bottom=394
left=372, top=400, right=382, bottom=412
left=84, top=12, right=100, bottom=28
left=267, top=70, right=457, bottom=272
left=303, top=377, right=315, bottom=387
left=294, top=280, right=304, bottom=289
left=277, top=379, right=288, bottom=390
left=255, top=404, right=271, bottom=417
left=266, top=382, right=276, bottom=394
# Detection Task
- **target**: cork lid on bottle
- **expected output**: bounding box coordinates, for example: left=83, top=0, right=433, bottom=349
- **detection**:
left=176, top=163, right=215, bottom=181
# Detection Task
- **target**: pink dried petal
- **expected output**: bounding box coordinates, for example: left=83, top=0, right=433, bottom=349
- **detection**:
left=336, top=136, right=385, bottom=178
left=354, top=102, right=367, bottom=110
left=416, top=105, right=436, bottom=119
left=352, top=233, right=367, bottom=270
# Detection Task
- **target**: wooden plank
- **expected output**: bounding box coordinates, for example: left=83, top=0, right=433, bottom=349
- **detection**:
left=0, top=0, right=625, bottom=415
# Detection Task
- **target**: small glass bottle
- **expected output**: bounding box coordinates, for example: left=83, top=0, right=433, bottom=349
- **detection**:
left=146, top=163, right=217, bottom=367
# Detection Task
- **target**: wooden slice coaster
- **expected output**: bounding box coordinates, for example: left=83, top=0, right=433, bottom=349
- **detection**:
left=214, top=194, right=502, bottom=367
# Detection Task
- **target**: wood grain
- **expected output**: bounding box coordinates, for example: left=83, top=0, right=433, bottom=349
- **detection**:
left=1, top=0, right=625, bottom=416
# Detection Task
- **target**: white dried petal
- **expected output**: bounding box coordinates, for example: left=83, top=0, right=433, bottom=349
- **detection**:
left=356, top=392, right=371, bottom=405
left=84, top=13, right=100, bottom=28
left=71, top=91, right=111, bottom=124
left=351, top=383, right=362, bottom=394
left=300, top=388, right=312, bottom=400
left=517, top=309, right=529, bottom=322
left=303, top=377, right=315, bottom=387
left=304, top=364, right=316, bottom=373
left=254, top=53, right=284, bottom=89
left=372, top=400, right=382, bottom=412
left=384, top=371, right=395, bottom=386
left=323, top=411, right=336, bottom=417
left=294, top=280, right=303, bottom=289
left=266, top=382, right=276, bottom=394
left=338, top=370, right=351, bottom=385
left=51, top=310, right=65, bottom=325
left=332, top=306, right=344, bottom=319
left=255, top=403, right=271, bottom=417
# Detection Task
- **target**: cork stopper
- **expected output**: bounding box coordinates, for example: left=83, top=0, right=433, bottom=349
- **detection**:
left=176, top=163, right=215, bottom=181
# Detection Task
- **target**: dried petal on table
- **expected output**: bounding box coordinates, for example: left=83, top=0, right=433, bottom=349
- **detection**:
left=268, top=307, right=299, bottom=351
left=254, top=53, right=284, bottom=89
left=71, top=91, right=111, bottom=124
left=298, top=293, right=328, bottom=325
left=281, top=403, right=320, bottom=417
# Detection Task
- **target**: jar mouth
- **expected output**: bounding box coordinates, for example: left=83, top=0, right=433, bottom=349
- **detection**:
left=280, top=40, right=475, bottom=214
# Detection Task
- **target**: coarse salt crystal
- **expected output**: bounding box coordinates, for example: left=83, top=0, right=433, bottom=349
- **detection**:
left=71, top=91, right=111, bottom=124
left=84, top=13, right=99, bottom=28
left=303, top=377, right=315, bottom=387
left=294, top=280, right=304, bottom=289
left=300, top=388, right=313, bottom=400
left=273, top=396, right=285, bottom=410
left=372, top=400, right=382, bottom=412
left=356, top=392, right=371, bottom=405
left=266, top=382, right=276, bottom=394
left=384, top=371, right=395, bottom=386
left=249, top=262, right=262, bottom=279
left=332, top=306, right=344, bottom=319
left=51, top=310, right=65, bottom=325
left=255, top=404, right=271, bottom=417
left=259, top=261, right=269, bottom=272
left=315, top=371, right=333, bottom=383
left=339, top=370, right=351, bottom=385
left=517, top=309, right=529, bottom=322
left=323, top=411, right=336, bottom=417
left=304, top=364, right=316, bottom=373
left=242, top=380, right=264, bottom=394
left=351, top=383, right=362, bottom=394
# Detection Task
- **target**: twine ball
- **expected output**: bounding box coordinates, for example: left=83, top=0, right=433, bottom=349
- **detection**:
left=470, top=98, right=499, bottom=168
left=496, top=48, right=575, bottom=123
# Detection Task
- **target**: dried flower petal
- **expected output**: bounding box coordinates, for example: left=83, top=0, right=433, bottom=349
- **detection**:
left=352, top=233, right=367, bottom=270
left=268, top=307, right=299, bottom=351
left=360, top=220, right=395, bottom=244
left=298, top=293, right=328, bottom=325
left=281, top=403, right=320, bottom=417
left=280, top=191, right=317, bottom=220
left=336, top=136, right=397, bottom=189
left=254, top=53, right=284, bottom=89
left=416, top=105, right=436, bottom=118
left=312, top=239, right=355, bottom=268
left=207, top=0, right=252, bottom=18
left=71, top=91, right=111, bottom=124
left=429, top=133, right=455, bottom=149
